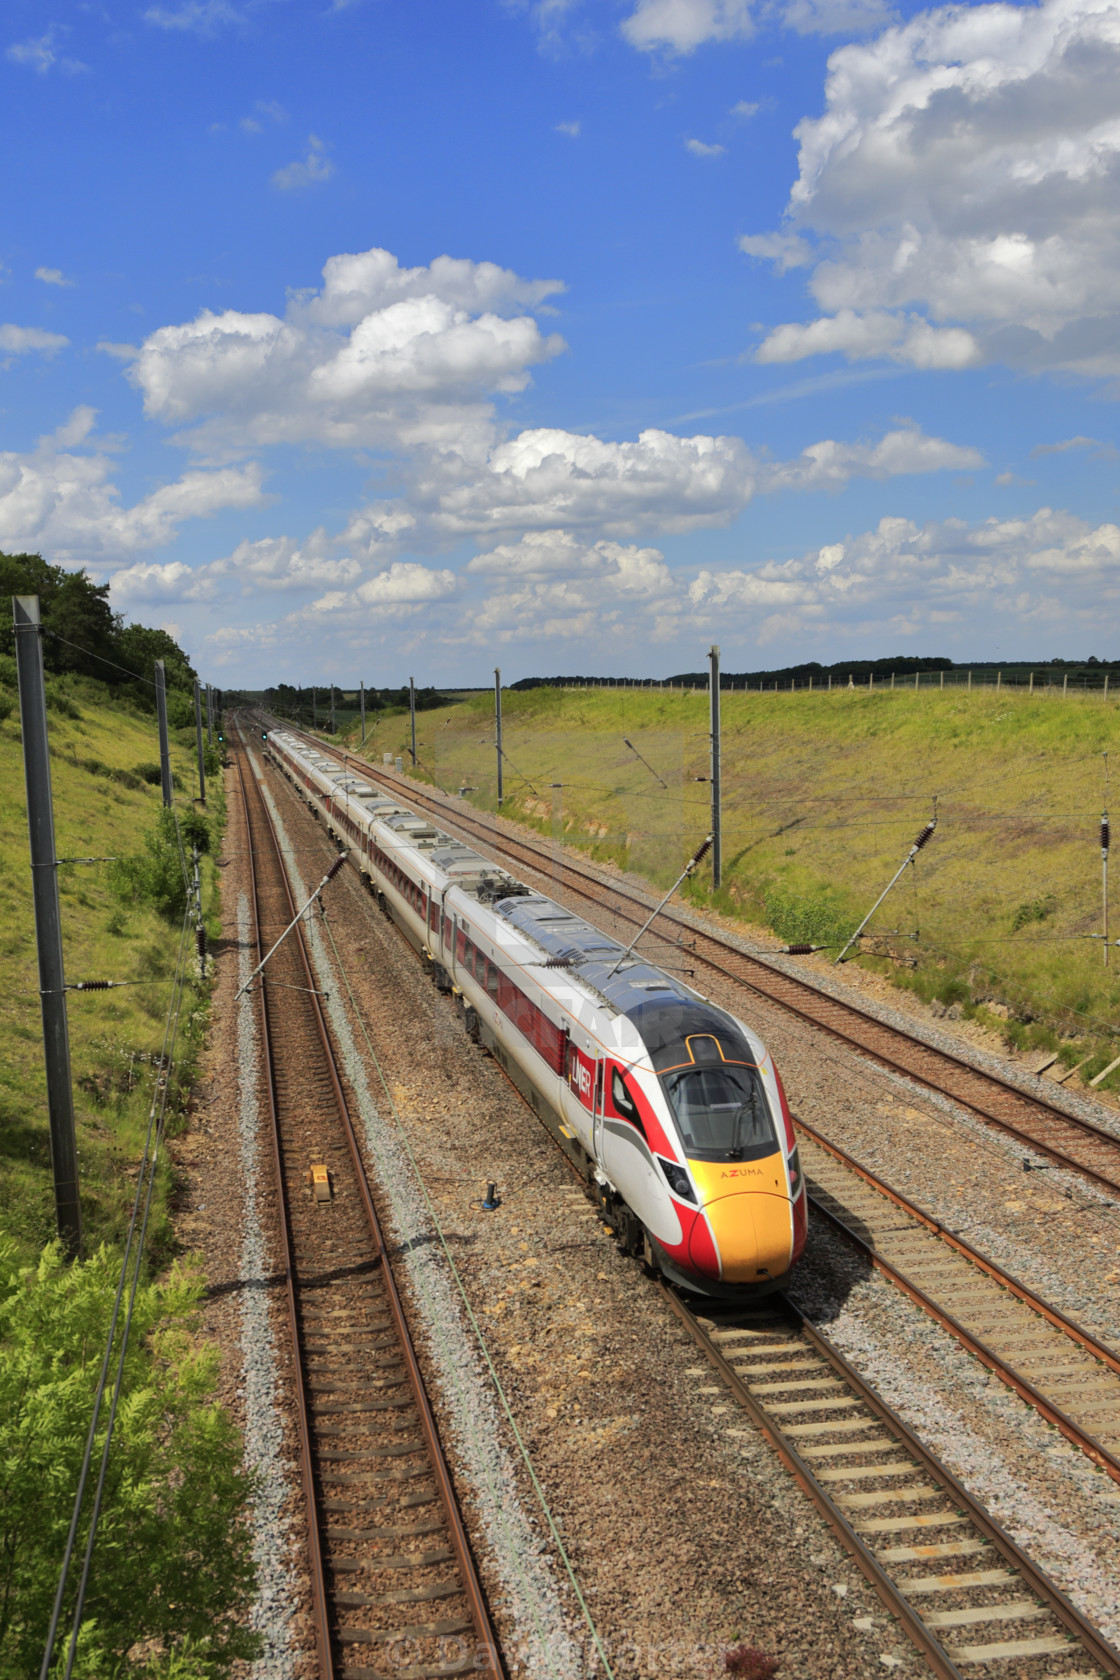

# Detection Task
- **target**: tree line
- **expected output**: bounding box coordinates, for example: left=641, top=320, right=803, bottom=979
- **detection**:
left=0, top=551, right=197, bottom=706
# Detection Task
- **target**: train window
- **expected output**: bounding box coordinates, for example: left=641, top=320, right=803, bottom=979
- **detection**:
left=611, top=1068, right=642, bottom=1129
left=486, top=962, right=500, bottom=999
left=660, top=1065, right=776, bottom=1163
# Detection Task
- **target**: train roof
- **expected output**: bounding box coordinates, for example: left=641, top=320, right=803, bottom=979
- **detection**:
left=494, top=893, right=707, bottom=1020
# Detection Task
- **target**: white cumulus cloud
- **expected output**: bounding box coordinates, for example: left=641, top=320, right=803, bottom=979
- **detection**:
left=128, top=245, right=566, bottom=458
left=0, top=324, right=69, bottom=355
left=272, top=134, right=334, bottom=191
left=744, top=0, right=1120, bottom=378
left=35, top=267, right=74, bottom=288
left=0, top=409, right=267, bottom=565
left=687, top=506, right=1120, bottom=644
left=143, top=0, right=241, bottom=33
left=405, top=422, right=983, bottom=542
left=756, top=310, right=981, bottom=369
left=622, top=0, right=753, bottom=53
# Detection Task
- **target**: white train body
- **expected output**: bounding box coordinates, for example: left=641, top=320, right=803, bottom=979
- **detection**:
left=265, top=729, right=807, bottom=1297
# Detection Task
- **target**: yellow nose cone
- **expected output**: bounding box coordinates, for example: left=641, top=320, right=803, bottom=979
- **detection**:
left=688, top=1155, right=794, bottom=1283
left=705, top=1193, right=793, bottom=1282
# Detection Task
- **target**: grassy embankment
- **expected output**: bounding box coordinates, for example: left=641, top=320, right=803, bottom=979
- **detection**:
left=0, top=661, right=222, bottom=1261
left=339, top=683, right=1120, bottom=1086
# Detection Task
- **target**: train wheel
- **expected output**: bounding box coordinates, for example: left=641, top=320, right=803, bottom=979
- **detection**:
left=464, top=1007, right=481, bottom=1044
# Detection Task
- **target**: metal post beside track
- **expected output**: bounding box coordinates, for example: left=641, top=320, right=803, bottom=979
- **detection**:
left=409, top=675, right=417, bottom=765
left=194, top=679, right=206, bottom=805
left=13, top=595, right=82, bottom=1255
left=494, top=667, right=503, bottom=809
left=360, top=680, right=366, bottom=747
left=154, top=659, right=173, bottom=809
left=709, top=644, right=721, bottom=890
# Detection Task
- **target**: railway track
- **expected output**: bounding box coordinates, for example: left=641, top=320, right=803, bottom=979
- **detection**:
left=235, top=731, right=500, bottom=1680
left=288, top=726, right=1120, bottom=1202
left=669, top=1290, right=1120, bottom=1680
left=253, top=719, right=1120, bottom=1675
left=798, top=1121, right=1120, bottom=1486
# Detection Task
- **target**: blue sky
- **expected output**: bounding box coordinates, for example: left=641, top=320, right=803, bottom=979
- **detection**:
left=3, top=0, right=1119, bottom=685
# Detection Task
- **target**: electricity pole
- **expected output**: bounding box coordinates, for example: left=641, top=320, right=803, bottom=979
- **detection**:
left=409, top=677, right=417, bottom=766
left=360, top=681, right=366, bottom=747
left=205, top=682, right=213, bottom=745
left=13, top=596, right=82, bottom=1254
left=193, top=679, right=206, bottom=804
left=1103, top=753, right=1111, bottom=968
left=154, top=659, right=173, bottom=808
left=330, top=686, right=336, bottom=734
left=709, top=644, right=722, bottom=890
left=494, top=667, right=504, bottom=809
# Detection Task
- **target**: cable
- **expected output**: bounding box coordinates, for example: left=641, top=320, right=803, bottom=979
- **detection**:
left=38, top=629, right=159, bottom=688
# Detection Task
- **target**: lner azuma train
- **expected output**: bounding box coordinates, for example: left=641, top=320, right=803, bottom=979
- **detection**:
left=265, top=728, right=807, bottom=1297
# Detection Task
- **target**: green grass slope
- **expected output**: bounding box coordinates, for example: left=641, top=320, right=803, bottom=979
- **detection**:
left=341, top=683, right=1120, bottom=1083
left=0, top=662, right=221, bottom=1259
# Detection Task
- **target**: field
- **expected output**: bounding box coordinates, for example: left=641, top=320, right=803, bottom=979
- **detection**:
left=0, top=663, right=220, bottom=1260
left=336, top=683, right=1120, bottom=1084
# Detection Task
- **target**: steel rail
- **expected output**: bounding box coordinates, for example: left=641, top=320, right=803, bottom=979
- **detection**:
left=236, top=736, right=502, bottom=1676
left=797, top=1114, right=1120, bottom=1380
left=258, top=718, right=1120, bottom=1677
left=237, top=751, right=334, bottom=1678
left=283, top=725, right=1120, bottom=1201
left=666, top=1287, right=1120, bottom=1680
left=803, top=1190, right=1120, bottom=1485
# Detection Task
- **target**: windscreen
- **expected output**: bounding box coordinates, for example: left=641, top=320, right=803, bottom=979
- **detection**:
left=661, top=1063, right=777, bottom=1162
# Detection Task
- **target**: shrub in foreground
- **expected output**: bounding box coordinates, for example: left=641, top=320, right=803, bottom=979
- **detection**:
left=0, top=1240, right=258, bottom=1679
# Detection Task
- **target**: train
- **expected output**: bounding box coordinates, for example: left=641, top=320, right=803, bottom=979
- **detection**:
left=263, top=727, right=807, bottom=1298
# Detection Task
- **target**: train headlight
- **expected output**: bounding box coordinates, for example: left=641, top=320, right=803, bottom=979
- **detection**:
left=658, top=1157, right=697, bottom=1204
left=788, top=1146, right=803, bottom=1196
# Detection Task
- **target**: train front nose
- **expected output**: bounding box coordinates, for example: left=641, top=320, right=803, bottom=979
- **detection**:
left=686, top=1160, right=794, bottom=1283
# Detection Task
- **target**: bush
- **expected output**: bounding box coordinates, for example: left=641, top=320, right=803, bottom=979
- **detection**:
left=764, top=887, right=858, bottom=951
left=134, top=763, right=163, bottom=786
left=0, top=1239, right=258, bottom=1678
left=108, top=810, right=188, bottom=922
left=178, top=809, right=211, bottom=855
